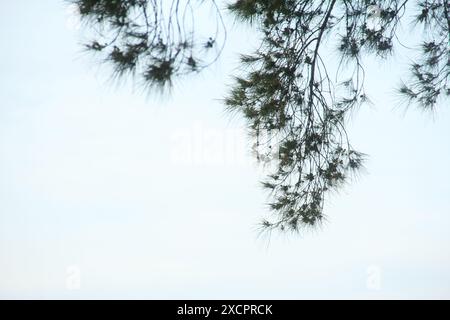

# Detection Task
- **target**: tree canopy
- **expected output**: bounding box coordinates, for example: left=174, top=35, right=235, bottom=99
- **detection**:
left=72, top=0, right=450, bottom=233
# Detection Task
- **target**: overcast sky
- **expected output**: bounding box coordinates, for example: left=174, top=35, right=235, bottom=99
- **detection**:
left=1, top=1, right=449, bottom=299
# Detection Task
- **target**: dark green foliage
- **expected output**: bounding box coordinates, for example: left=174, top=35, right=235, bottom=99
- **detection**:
left=225, top=0, right=448, bottom=232
left=72, top=0, right=226, bottom=90
left=74, top=0, right=449, bottom=234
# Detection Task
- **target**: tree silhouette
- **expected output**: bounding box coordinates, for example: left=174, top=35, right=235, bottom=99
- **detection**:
left=72, top=0, right=449, bottom=233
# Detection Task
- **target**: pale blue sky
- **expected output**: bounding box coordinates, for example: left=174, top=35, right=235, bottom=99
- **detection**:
left=0, top=1, right=449, bottom=299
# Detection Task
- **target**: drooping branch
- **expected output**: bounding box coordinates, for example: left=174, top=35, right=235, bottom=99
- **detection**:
left=74, top=0, right=450, bottom=234
left=73, top=0, right=226, bottom=90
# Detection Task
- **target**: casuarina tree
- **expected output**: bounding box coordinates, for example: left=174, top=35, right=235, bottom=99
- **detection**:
left=71, top=0, right=450, bottom=233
